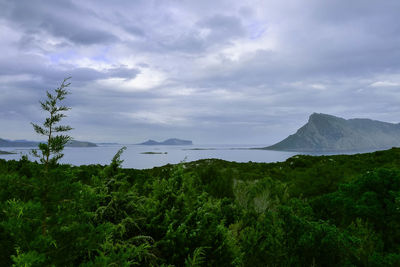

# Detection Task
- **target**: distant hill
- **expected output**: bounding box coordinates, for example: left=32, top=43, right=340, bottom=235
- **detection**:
left=264, top=113, right=400, bottom=152
left=138, top=138, right=193, bottom=146
left=139, top=139, right=160, bottom=145
left=0, top=138, right=97, bottom=147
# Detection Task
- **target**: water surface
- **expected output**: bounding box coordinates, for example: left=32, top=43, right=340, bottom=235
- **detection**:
left=0, top=144, right=298, bottom=169
left=0, top=144, right=376, bottom=169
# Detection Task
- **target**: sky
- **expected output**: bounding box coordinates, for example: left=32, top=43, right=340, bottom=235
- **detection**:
left=1, top=0, right=400, bottom=144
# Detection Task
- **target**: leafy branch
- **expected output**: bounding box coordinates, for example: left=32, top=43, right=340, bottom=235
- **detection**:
left=31, top=77, right=73, bottom=170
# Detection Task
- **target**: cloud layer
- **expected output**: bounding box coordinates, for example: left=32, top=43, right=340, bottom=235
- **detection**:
left=1, top=0, right=400, bottom=144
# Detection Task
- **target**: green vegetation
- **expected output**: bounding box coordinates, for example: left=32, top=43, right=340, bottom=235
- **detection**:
left=1, top=148, right=400, bottom=266
left=31, top=77, right=72, bottom=169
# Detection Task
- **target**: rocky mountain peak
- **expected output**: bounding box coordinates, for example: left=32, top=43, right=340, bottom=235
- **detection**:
left=264, top=113, right=400, bottom=152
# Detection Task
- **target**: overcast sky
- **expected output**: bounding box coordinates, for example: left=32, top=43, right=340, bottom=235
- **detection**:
left=1, top=0, right=400, bottom=144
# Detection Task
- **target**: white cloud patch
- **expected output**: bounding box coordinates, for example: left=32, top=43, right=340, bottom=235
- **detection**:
left=310, top=84, right=326, bottom=90
left=370, top=81, right=400, bottom=87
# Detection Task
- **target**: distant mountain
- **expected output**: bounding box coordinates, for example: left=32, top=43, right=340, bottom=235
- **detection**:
left=138, top=138, right=193, bottom=146
left=139, top=139, right=160, bottom=145
left=264, top=113, right=400, bottom=152
left=0, top=138, right=97, bottom=147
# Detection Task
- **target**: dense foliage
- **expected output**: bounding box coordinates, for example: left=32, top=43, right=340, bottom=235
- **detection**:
left=1, top=148, right=400, bottom=266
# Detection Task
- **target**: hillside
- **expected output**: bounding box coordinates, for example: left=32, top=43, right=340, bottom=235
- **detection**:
left=265, top=113, right=400, bottom=152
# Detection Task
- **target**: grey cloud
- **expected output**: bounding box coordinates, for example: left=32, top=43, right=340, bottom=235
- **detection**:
left=0, top=55, right=139, bottom=86
left=124, top=15, right=246, bottom=54
left=123, top=24, right=145, bottom=37
left=118, top=13, right=246, bottom=54
left=153, top=33, right=206, bottom=54
left=106, top=66, right=140, bottom=79
left=58, top=28, right=118, bottom=45
left=197, top=14, right=246, bottom=43
left=4, top=0, right=118, bottom=45
left=68, top=66, right=140, bottom=82
left=308, top=0, right=400, bottom=25
left=198, top=14, right=245, bottom=34
left=2, top=0, right=400, bottom=144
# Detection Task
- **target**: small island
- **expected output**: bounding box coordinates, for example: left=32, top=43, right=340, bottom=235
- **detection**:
left=140, top=152, right=168, bottom=154
left=0, top=150, right=15, bottom=155
left=137, top=138, right=193, bottom=146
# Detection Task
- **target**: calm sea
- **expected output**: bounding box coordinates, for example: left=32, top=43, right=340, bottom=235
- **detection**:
left=0, top=144, right=369, bottom=169
left=0, top=144, right=300, bottom=169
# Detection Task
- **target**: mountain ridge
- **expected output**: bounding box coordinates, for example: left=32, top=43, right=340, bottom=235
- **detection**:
left=264, top=113, right=400, bottom=152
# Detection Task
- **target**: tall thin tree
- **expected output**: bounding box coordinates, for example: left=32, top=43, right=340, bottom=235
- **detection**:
left=31, top=77, right=73, bottom=170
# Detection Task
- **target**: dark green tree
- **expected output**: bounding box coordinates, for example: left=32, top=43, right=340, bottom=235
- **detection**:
left=31, top=77, right=73, bottom=170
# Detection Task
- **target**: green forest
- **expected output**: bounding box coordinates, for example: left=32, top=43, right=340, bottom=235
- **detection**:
left=1, top=147, right=400, bottom=266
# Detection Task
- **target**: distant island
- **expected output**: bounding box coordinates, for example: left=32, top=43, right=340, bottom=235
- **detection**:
left=137, top=138, right=193, bottom=146
left=0, top=139, right=38, bottom=147
left=264, top=113, right=400, bottom=152
left=0, top=138, right=97, bottom=147
left=0, top=150, right=15, bottom=155
left=140, top=152, right=168, bottom=154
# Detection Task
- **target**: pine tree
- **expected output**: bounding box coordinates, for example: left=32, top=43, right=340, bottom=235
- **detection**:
left=31, top=77, right=73, bottom=170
